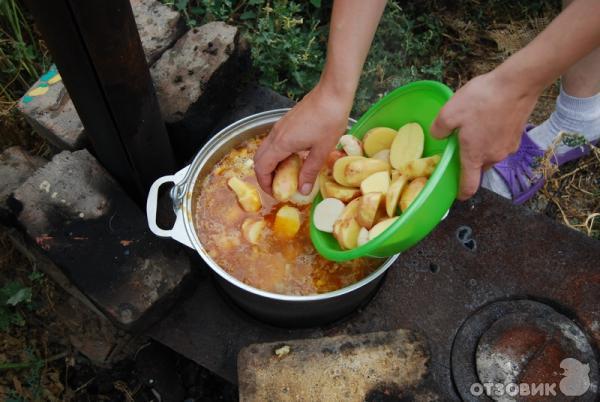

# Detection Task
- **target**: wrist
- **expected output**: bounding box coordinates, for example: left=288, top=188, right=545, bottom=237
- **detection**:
left=316, top=71, right=357, bottom=109
left=493, top=46, right=556, bottom=98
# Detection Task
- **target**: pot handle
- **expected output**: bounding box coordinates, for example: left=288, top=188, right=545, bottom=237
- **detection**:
left=146, top=173, right=194, bottom=249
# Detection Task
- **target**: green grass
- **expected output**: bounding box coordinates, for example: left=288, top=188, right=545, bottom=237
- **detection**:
left=0, top=0, right=50, bottom=101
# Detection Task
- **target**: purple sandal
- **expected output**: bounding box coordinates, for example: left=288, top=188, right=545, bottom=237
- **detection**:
left=492, top=125, right=597, bottom=205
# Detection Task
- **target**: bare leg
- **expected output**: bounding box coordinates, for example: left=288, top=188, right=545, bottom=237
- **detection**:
left=562, top=0, right=600, bottom=96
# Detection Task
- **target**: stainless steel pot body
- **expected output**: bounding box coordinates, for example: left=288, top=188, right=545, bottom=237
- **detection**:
left=146, top=109, right=399, bottom=327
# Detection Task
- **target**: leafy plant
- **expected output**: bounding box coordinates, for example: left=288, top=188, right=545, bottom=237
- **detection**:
left=353, top=2, right=446, bottom=115
left=164, top=0, right=327, bottom=99
left=0, top=0, right=50, bottom=101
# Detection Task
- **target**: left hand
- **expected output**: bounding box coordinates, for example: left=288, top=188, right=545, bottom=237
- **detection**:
left=430, top=69, right=542, bottom=200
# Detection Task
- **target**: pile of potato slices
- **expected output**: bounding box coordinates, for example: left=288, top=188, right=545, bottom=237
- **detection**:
left=314, top=122, right=441, bottom=250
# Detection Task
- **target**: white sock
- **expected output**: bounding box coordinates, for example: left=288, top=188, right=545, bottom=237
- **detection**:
left=482, top=85, right=600, bottom=200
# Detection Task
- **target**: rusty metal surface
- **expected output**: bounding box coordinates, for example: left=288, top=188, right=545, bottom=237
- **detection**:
left=148, top=190, right=600, bottom=399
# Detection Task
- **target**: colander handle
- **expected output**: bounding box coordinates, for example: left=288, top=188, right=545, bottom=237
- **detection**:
left=146, top=168, right=194, bottom=249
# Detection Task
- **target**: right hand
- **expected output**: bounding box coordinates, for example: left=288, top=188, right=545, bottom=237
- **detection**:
left=254, top=82, right=353, bottom=196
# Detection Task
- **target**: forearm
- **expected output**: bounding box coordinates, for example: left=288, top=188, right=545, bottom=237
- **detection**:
left=318, top=0, right=387, bottom=102
left=496, top=0, right=600, bottom=92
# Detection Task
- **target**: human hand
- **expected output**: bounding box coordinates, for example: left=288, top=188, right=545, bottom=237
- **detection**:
left=430, top=69, right=542, bottom=200
left=254, top=82, right=353, bottom=195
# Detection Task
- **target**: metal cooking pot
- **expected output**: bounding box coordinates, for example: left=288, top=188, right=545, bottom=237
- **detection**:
left=146, top=109, right=399, bottom=327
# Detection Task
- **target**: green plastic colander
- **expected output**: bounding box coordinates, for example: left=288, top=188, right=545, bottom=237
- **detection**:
left=310, top=80, right=460, bottom=261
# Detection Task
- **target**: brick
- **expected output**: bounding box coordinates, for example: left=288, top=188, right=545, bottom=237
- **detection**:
left=238, top=329, right=436, bottom=402
left=131, top=0, right=185, bottom=64
left=18, top=0, right=185, bottom=152
left=11, top=149, right=194, bottom=330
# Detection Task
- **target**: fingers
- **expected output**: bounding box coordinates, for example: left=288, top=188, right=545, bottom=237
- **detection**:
left=298, top=146, right=329, bottom=195
left=457, top=160, right=482, bottom=201
left=253, top=137, right=291, bottom=196
left=430, top=104, right=457, bottom=140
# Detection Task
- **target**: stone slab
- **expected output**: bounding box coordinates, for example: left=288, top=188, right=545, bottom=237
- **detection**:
left=238, top=329, right=440, bottom=402
left=10, top=149, right=195, bottom=330
left=148, top=190, right=600, bottom=399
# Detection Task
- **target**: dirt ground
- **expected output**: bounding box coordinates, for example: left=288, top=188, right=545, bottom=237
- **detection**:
left=1, top=2, right=598, bottom=401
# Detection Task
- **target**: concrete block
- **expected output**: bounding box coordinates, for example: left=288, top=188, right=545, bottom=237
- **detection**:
left=238, top=329, right=439, bottom=402
left=17, top=68, right=86, bottom=150
left=131, top=0, right=186, bottom=64
left=11, top=149, right=195, bottom=330
left=151, top=21, right=238, bottom=123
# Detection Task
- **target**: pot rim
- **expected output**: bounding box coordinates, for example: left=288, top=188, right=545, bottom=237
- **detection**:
left=179, top=108, right=399, bottom=302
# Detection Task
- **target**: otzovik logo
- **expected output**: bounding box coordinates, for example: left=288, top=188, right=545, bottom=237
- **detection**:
left=559, top=358, right=591, bottom=396
left=470, top=358, right=592, bottom=398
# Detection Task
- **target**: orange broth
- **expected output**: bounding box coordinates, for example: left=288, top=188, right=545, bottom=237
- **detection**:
left=194, top=136, right=380, bottom=295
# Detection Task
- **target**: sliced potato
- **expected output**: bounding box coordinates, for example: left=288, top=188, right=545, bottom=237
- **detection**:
left=363, top=127, right=397, bottom=157
left=400, top=177, right=427, bottom=212
left=372, top=149, right=390, bottom=162
left=227, top=177, right=261, bottom=212
left=272, top=154, right=301, bottom=202
left=333, top=218, right=361, bottom=250
left=289, top=179, right=320, bottom=205
left=390, top=123, right=424, bottom=169
left=357, top=192, right=383, bottom=229
left=241, top=217, right=266, bottom=245
left=323, top=180, right=361, bottom=202
left=360, top=171, right=390, bottom=194
left=333, top=156, right=364, bottom=186
left=357, top=227, right=370, bottom=247
left=386, top=175, right=408, bottom=217
left=397, top=154, right=441, bottom=179
left=338, top=196, right=362, bottom=221
left=369, top=217, right=399, bottom=240
left=344, top=158, right=390, bottom=187
left=391, top=170, right=401, bottom=181
left=313, top=198, right=345, bottom=233
left=332, top=197, right=363, bottom=249
left=338, top=135, right=363, bottom=156
left=273, top=205, right=301, bottom=238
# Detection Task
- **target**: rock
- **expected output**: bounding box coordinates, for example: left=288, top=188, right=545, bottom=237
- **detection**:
left=11, top=149, right=195, bottom=330
left=131, top=0, right=186, bottom=64
left=0, top=146, right=46, bottom=225
left=238, top=329, right=436, bottom=402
